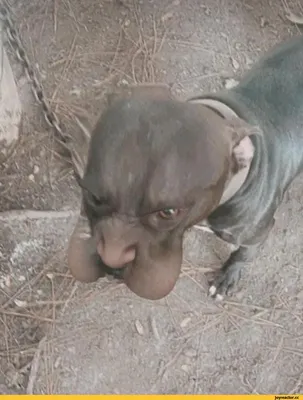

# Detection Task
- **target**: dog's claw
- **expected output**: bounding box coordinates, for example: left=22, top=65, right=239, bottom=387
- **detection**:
left=209, top=285, right=217, bottom=296
left=208, top=285, right=224, bottom=301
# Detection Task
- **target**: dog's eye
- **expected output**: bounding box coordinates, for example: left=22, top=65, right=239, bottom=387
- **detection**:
left=91, top=193, right=103, bottom=206
left=157, top=208, right=181, bottom=219
left=84, top=190, right=109, bottom=210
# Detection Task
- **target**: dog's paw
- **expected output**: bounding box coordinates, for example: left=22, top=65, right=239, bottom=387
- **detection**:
left=208, top=266, right=241, bottom=301
left=208, top=285, right=225, bottom=302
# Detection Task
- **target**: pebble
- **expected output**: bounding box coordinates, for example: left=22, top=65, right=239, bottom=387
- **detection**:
left=224, top=78, right=239, bottom=89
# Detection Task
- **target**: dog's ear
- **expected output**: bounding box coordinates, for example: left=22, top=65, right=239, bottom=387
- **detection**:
left=226, top=116, right=260, bottom=146
left=225, top=117, right=260, bottom=171
left=106, top=83, right=173, bottom=107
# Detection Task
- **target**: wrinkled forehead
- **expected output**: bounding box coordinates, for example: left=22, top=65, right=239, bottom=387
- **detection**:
left=84, top=97, right=229, bottom=209
left=145, top=141, right=228, bottom=210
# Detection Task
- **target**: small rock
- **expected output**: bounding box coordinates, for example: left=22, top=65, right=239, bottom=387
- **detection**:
left=224, top=78, right=239, bottom=89
left=70, top=87, right=81, bottom=97
left=118, top=79, right=129, bottom=86
left=33, top=165, right=39, bottom=174
left=28, top=174, right=35, bottom=182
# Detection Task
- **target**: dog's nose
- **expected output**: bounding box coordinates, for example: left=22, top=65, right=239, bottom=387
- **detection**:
left=97, top=241, right=136, bottom=268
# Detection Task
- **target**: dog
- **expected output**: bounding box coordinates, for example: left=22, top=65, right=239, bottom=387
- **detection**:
left=68, top=34, right=303, bottom=301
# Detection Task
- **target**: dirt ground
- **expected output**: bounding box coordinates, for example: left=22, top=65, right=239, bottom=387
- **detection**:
left=0, top=0, right=303, bottom=394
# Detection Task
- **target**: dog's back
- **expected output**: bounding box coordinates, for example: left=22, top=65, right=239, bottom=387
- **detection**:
left=234, top=34, right=303, bottom=143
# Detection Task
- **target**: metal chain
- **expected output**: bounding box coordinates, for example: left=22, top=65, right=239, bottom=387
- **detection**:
left=0, top=3, right=81, bottom=178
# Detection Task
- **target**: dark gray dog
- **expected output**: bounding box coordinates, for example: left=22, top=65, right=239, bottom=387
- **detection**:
left=68, top=34, right=303, bottom=301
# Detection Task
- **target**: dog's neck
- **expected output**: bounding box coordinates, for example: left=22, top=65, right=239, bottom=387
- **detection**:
left=189, top=97, right=254, bottom=205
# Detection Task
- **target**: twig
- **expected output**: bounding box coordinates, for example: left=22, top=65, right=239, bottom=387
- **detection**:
left=0, top=310, right=55, bottom=323
left=51, top=34, right=78, bottom=102
left=0, top=209, right=77, bottom=222
left=26, top=337, right=46, bottom=394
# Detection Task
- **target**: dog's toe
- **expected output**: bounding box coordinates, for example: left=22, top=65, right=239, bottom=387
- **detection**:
left=209, top=266, right=241, bottom=300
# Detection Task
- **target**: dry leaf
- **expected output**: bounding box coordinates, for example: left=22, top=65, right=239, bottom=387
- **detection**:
left=14, top=299, right=27, bottom=308
left=285, top=10, right=303, bottom=25
left=135, top=320, right=144, bottom=335
left=231, top=57, right=240, bottom=70
left=180, top=317, right=191, bottom=328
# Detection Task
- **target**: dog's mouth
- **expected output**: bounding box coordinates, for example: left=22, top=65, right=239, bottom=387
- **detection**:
left=91, top=247, right=183, bottom=301
left=89, top=249, right=127, bottom=280
left=101, top=263, right=127, bottom=280
left=68, top=224, right=183, bottom=300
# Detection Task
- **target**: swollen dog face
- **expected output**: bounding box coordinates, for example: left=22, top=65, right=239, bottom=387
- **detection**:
left=69, top=86, right=250, bottom=300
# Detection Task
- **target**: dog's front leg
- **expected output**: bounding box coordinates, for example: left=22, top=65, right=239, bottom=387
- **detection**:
left=209, top=218, right=275, bottom=300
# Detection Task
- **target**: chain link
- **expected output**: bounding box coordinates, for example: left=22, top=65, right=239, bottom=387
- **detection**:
left=0, top=3, right=81, bottom=178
